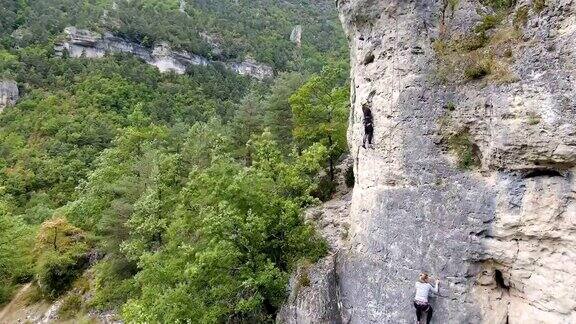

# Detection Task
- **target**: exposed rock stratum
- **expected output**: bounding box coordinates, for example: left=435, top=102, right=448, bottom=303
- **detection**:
left=279, top=0, right=576, bottom=323
left=55, top=27, right=274, bottom=80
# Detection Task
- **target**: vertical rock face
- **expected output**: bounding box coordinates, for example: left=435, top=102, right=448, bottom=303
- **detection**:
left=0, top=80, right=19, bottom=111
left=280, top=1, right=576, bottom=323
left=277, top=255, right=346, bottom=324
left=336, top=1, right=493, bottom=320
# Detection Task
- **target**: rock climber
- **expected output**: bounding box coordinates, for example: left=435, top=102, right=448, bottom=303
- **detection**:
left=362, top=103, right=374, bottom=149
left=413, top=272, right=439, bottom=324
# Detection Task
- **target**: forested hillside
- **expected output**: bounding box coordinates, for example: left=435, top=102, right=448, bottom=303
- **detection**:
left=0, top=0, right=349, bottom=322
left=1, top=0, right=347, bottom=71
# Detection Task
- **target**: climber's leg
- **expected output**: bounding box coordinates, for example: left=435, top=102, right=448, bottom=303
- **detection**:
left=413, top=302, right=422, bottom=322
left=367, top=126, right=373, bottom=145
left=362, top=125, right=373, bottom=149
left=426, top=305, right=433, bottom=324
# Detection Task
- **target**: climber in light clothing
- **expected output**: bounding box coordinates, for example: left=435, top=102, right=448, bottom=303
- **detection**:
left=361, top=103, right=373, bottom=149
left=413, top=272, right=439, bottom=324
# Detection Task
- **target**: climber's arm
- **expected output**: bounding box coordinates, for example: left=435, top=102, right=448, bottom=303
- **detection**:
left=431, top=279, right=439, bottom=294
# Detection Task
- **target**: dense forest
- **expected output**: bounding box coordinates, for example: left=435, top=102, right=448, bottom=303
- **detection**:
left=0, top=0, right=349, bottom=322
left=0, top=0, right=347, bottom=71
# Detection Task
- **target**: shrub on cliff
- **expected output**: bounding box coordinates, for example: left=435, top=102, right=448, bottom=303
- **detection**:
left=481, top=0, right=517, bottom=10
left=464, top=59, right=492, bottom=80
left=34, top=218, right=90, bottom=298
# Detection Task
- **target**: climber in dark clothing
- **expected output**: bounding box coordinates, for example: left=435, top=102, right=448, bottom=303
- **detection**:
left=362, top=104, right=374, bottom=149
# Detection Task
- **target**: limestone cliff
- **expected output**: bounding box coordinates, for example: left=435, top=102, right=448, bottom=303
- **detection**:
left=279, top=0, right=576, bottom=323
left=0, top=80, right=19, bottom=111
left=55, top=27, right=274, bottom=80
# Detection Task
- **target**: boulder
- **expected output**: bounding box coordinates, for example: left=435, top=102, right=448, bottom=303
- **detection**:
left=0, top=80, right=19, bottom=111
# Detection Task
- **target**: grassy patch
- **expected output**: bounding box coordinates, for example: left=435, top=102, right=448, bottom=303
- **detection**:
left=76, top=315, right=99, bottom=324
left=58, top=293, right=83, bottom=320
left=23, top=284, right=44, bottom=306
left=432, top=20, right=520, bottom=85
left=490, top=25, right=522, bottom=44
left=475, top=14, right=504, bottom=33
left=433, top=39, right=449, bottom=56
left=294, top=259, right=313, bottom=296
left=447, top=129, right=481, bottom=170
left=527, top=113, right=541, bottom=125
left=489, top=59, right=518, bottom=83
left=481, top=0, right=517, bottom=10
left=72, top=276, right=90, bottom=295
left=513, top=6, right=530, bottom=29
left=298, top=271, right=311, bottom=288
left=445, top=101, right=456, bottom=111
left=533, top=0, right=546, bottom=12
left=461, top=32, right=489, bottom=52
left=464, top=59, right=492, bottom=80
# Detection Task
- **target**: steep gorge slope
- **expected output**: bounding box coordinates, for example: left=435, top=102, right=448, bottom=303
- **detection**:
left=281, top=0, right=576, bottom=323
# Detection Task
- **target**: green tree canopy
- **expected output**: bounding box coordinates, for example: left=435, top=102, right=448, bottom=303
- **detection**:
left=291, top=63, right=349, bottom=181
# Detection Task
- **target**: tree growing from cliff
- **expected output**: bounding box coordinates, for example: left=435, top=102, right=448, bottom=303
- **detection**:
left=290, top=63, right=349, bottom=181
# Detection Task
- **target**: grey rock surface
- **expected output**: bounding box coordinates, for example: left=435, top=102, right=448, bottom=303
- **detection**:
left=55, top=27, right=274, bottom=80
left=291, top=25, right=303, bottom=47
left=0, top=80, right=19, bottom=111
left=280, top=0, right=576, bottom=323
left=278, top=255, right=346, bottom=324
left=278, top=159, right=352, bottom=324
left=179, top=0, right=186, bottom=14
left=227, top=58, right=275, bottom=81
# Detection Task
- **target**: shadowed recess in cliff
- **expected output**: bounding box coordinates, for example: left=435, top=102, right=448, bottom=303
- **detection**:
left=522, top=168, right=563, bottom=179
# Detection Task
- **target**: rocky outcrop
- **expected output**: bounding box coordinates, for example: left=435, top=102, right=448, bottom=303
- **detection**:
left=55, top=27, right=273, bottom=80
left=0, top=80, right=19, bottom=111
left=179, top=0, right=186, bottom=14
left=291, top=25, right=303, bottom=48
left=278, top=255, right=346, bottom=324
left=0, top=281, right=122, bottom=324
left=226, top=58, right=273, bottom=81
left=280, top=0, right=576, bottom=323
